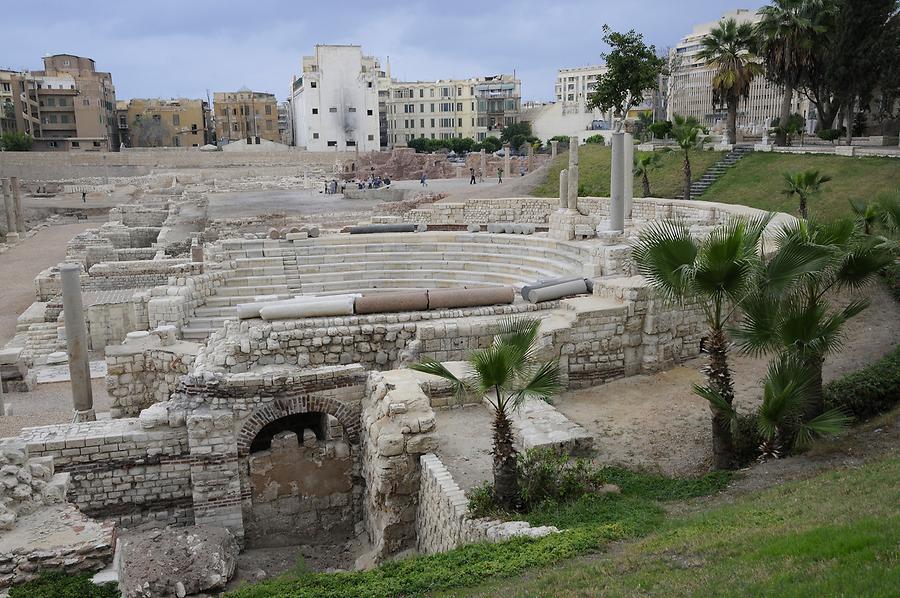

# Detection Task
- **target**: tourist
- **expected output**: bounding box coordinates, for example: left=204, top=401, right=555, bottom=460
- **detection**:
left=497, top=167, right=503, bottom=184
left=420, top=174, right=427, bottom=187
left=469, top=168, right=476, bottom=185
left=81, top=191, right=86, bottom=203
left=478, top=169, right=484, bottom=183
left=520, top=165, right=526, bottom=176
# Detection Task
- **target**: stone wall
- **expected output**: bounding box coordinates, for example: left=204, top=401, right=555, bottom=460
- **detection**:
left=147, top=269, right=228, bottom=333
left=416, top=453, right=556, bottom=555
left=105, top=328, right=199, bottom=418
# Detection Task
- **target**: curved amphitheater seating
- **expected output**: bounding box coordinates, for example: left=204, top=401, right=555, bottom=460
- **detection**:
left=182, top=233, right=592, bottom=339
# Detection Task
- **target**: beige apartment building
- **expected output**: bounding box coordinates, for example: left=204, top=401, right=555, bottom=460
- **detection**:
left=118, top=98, right=211, bottom=147
left=213, top=90, right=280, bottom=144
left=385, top=74, right=521, bottom=147
left=1, top=54, right=119, bottom=150
left=667, top=8, right=810, bottom=135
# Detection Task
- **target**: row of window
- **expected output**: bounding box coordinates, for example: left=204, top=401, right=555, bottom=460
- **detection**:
left=310, top=107, right=374, bottom=116
left=309, top=134, right=376, bottom=145
left=393, top=86, right=469, bottom=100
left=388, top=115, right=515, bottom=130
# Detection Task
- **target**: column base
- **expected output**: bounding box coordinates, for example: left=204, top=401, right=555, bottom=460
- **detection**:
left=73, top=408, right=97, bottom=422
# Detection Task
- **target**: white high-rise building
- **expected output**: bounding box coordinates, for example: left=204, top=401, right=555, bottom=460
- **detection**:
left=667, top=8, right=810, bottom=135
left=555, top=65, right=608, bottom=117
left=290, top=45, right=384, bottom=151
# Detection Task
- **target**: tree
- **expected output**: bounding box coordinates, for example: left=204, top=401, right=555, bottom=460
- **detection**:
left=782, top=169, right=832, bottom=219
left=849, top=199, right=881, bottom=235
left=757, top=0, right=834, bottom=145
left=500, top=122, right=534, bottom=152
left=480, top=136, right=502, bottom=153
left=633, top=216, right=771, bottom=469
left=733, top=218, right=890, bottom=421
left=648, top=120, right=672, bottom=140
left=671, top=114, right=704, bottom=200
left=411, top=318, right=562, bottom=508
left=587, top=25, right=666, bottom=131
left=131, top=115, right=172, bottom=147
left=697, top=18, right=763, bottom=145
left=0, top=131, right=33, bottom=151
left=633, top=152, right=661, bottom=197
left=771, top=113, right=807, bottom=146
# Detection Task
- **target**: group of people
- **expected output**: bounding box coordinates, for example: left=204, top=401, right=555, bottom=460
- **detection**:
left=323, top=179, right=341, bottom=195
left=360, top=174, right=390, bottom=189
left=468, top=167, right=508, bottom=184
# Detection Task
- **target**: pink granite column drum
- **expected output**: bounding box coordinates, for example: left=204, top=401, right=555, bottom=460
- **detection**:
left=354, top=291, right=429, bottom=315
left=426, top=286, right=515, bottom=310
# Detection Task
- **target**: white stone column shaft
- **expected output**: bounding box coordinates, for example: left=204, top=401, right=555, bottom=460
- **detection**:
left=2, top=179, right=17, bottom=242
left=623, top=133, right=634, bottom=218
left=503, top=144, right=510, bottom=181
left=10, top=177, right=25, bottom=234
left=567, top=136, right=579, bottom=210
left=550, top=140, right=558, bottom=159
left=609, top=132, right=625, bottom=232
left=60, top=263, right=94, bottom=420
left=559, top=168, right=568, bottom=209
left=479, top=149, right=486, bottom=177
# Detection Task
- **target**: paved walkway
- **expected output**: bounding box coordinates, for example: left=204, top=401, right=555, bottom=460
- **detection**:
left=0, top=222, right=94, bottom=346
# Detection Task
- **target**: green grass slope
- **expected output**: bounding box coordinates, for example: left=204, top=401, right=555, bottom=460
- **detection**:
left=532, top=145, right=724, bottom=200
left=702, top=152, right=900, bottom=221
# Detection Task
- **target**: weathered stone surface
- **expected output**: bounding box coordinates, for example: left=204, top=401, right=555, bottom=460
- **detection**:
left=118, top=525, right=239, bottom=598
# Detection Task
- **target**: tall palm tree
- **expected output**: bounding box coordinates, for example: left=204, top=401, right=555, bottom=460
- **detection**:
left=633, top=215, right=771, bottom=469
left=633, top=152, right=662, bottom=197
left=698, top=18, right=764, bottom=145
left=411, top=318, right=561, bottom=509
left=782, top=169, right=832, bottom=219
left=756, top=0, right=835, bottom=143
left=696, top=354, right=850, bottom=461
left=734, top=218, right=891, bottom=420
left=671, top=115, right=704, bottom=201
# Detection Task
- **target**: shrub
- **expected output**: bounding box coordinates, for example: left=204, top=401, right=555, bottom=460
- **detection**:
left=648, top=120, right=672, bottom=139
left=585, top=134, right=605, bottom=144
left=516, top=448, right=602, bottom=510
left=733, top=412, right=763, bottom=465
left=817, top=129, right=842, bottom=143
left=9, top=572, right=119, bottom=598
left=824, top=345, right=900, bottom=419
left=0, top=131, right=33, bottom=151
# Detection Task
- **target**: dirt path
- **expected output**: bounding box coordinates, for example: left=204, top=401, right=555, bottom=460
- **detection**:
left=0, top=222, right=95, bottom=346
left=555, top=283, right=900, bottom=476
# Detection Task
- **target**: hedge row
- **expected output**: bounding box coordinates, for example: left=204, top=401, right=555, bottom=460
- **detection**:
left=824, top=344, right=900, bottom=420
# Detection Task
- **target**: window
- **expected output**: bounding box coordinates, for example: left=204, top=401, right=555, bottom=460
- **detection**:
left=71, top=141, right=80, bottom=147
left=368, top=134, right=374, bottom=140
left=173, top=114, right=180, bottom=126
left=458, top=118, right=462, bottom=127
left=420, top=104, right=424, bottom=113
left=265, top=105, right=272, bottom=115
left=419, top=89, right=424, bottom=98
left=329, top=107, right=337, bottom=112
left=310, top=81, right=317, bottom=88
left=266, top=119, right=272, bottom=129
left=456, top=102, right=462, bottom=111
left=366, top=109, right=373, bottom=116
left=348, top=107, right=356, bottom=112
left=313, top=132, right=319, bottom=139
left=420, top=119, right=425, bottom=127
left=367, top=81, right=372, bottom=88
left=173, top=136, right=181, bottom=147
left=312, top=108, right=318, bottom=114
left=83, top=99, right=90, bottom=106
left=430, top=118, right=435, bottom=127
left=93, top=141, right=101, bottom=147
left=46, top=97, right=56, bottom=107
left=346, top=140, right=356, bottom=146
left=430, top=103, right=435, bottom=112
left=60, top=114, right=70, bottom=123
left=327, top=140, right=337, bottom=146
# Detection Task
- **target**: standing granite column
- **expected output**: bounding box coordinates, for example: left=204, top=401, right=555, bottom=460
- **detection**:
left=479, top=149, right=486, bottom=178
left=550, top=140, right=558, bottom=160
left=609, top=132, right=625, bottom=232
left=10, top=177, right=25, bottom=234
left=503, top=144, right=511, bottom=182
left=60, top=263, right=94, bottom=421
left=2, top=179, right=17, bottom=243
left=558, top=168, right=568, bottom=209
left=567, top=136, right=579, bottom=210
left=623, top=132, right=634, bottom=218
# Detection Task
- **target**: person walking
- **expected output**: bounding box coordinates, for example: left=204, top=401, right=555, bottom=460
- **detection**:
left=497, top=167, right=503, bottom=184
left=420, top=173, right=428, bottom=187
left=469, top=167, right=476, bottom=185
left=81, top=191, right=87, bottom=203
left=478, top=169, right=484, bottom=183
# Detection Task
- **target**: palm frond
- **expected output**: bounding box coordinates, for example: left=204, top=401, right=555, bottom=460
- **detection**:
left=692, top=383, right=739, bottom=435
left=793, top=408, right=852, bottom=448
left=410, top=357, right=470, bottom=401
left=835, top=241, right=893, bottom=289
left=732, top=293, right=781, bottom=356
left=756, top=354, right=813, bottom=442
left=495, top=317, right=542, bottom=372
left=632, top=219, right=698, bottom=302
left=510, top=360, right=563, bottom=410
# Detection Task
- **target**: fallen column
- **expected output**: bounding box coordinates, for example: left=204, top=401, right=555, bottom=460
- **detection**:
left=238, top=294, right=360, bottom=319
left=60, top=262, right=94, bottom=421
left=427, top=286, right=515, bottom=310
left=348, top=223, right=426, bottom=234
left=259, top=295, right=356, bottom=320
left=521, top=277, right=593, bottom=302
left=526, top=278, right=589, bottom=303
left=354, top=291, right=429, bottom=315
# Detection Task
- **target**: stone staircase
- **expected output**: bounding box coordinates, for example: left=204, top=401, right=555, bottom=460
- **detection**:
left=180, top=234, right=592, bottom=341
left=676, top=145, right=753, bottom=200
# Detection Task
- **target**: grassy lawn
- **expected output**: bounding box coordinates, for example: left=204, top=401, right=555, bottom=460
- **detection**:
left=459, top=456, right=900, bottom=597
left=701, top=152, right=900, bottom=221
left=532, top=145, right=724, bottom=200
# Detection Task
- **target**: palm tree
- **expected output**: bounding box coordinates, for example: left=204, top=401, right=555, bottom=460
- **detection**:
left=696, top=354, right=850, bottom=461
left=733, top=219, right=891, bottom=421
left=697, top=18, right=763, bottom=145
left=849, top=199, right=880, bottom=235
left=782, top=169, right=831, bottom=219
left=633, top=152, right=662, bottom=197
left=756, top=0, right=835, bottom=143
left=633, top=215, right=771, bottom=469
left=671, top=115, right=704, bottom=201
left=411, top=318, right=561, bottom=509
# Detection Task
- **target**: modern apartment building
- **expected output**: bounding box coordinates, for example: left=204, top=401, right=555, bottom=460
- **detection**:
left=2, top=54, right=119, bottom=150
left=667, top=8, right=809, bottom=134
left=556, top=65, right=607, bottom=116
left=213, top=89, right=280, bottom=144
left=278, top=100, right=293, bottom=146
left=290, top=45, right=384, bottom=152
left=385, top=74, right=521, bottom=147
left=118, top=98, right=210, bottom=147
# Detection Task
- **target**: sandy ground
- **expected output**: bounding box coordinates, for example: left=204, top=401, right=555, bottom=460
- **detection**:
left=432, top=283, right=900, bottom=481
left=206, top=189, right=382, bottom=219
left=0, top=377, right=110, bottom=438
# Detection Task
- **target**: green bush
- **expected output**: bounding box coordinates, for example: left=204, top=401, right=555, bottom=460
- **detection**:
left=0, top=131, right=33, bottom=151
left=585, top=134, right=605, bottom=144
left=817, top=129, right=842, bottom=143
left=516, top=448, right=602, bottom=511
left=732, top=412, right=763, bottom=465
left=824, top=345, right=900, bottom=419
left=648, top=120, right=672, bottom=139
left=9, top=572, right=119, bottom=598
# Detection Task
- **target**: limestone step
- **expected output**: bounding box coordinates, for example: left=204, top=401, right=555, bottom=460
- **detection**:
left=213, top=285, right=290, bottom=297
left=291, top=266, right=560, bottom=286
left=186, top=316, right=234, bottom=328
left=182, top=326, right=218, bottom=340
left=224, top=275, right=289, bottom=288
left=203, top=294, right=293, bottom=308
left=193, top=305, right=238, bottom=317
left=297, top=277, right=513, bottom=294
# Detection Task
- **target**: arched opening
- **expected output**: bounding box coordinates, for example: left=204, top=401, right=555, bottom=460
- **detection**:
left=243, top=411, right=362, bottom=551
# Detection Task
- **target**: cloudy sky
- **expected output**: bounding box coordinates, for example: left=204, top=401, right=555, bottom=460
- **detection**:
left=3, top=0, right=766, bottom=103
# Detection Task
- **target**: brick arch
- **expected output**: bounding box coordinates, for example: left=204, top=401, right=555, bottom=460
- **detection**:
left=236, top=395, right=360, bottom=456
